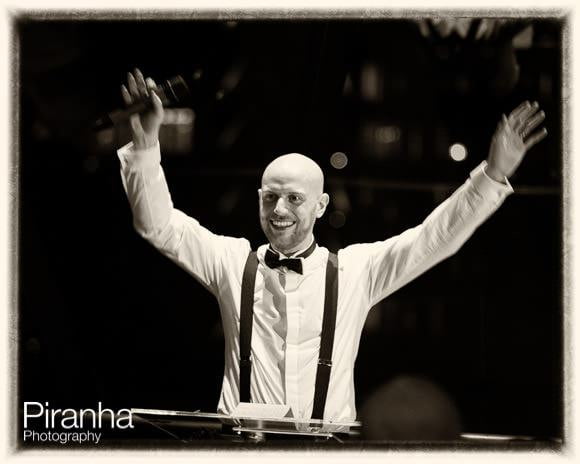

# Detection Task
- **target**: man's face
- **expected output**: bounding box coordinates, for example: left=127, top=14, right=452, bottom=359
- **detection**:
left=259, top=154, right=328, bottom=255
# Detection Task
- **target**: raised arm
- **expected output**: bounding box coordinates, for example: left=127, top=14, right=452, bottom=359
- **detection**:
left=117, top=69, right=250, bottom=294
left=347, top=102, right=547, bottom=308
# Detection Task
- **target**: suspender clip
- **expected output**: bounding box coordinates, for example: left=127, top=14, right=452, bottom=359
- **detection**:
left=318, top=358, right=332, bottom=367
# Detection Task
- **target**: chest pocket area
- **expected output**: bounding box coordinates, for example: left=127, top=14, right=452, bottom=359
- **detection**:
left=296, top=283, right=325, bottom=345
left=254, top=271, right=287, bottom=342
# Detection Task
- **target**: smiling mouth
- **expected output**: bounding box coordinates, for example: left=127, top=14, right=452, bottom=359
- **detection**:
left=270, top=219, right=296, bottom=230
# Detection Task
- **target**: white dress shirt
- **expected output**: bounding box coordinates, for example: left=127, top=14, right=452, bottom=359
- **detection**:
left=118, top=142, right=513, bottom=422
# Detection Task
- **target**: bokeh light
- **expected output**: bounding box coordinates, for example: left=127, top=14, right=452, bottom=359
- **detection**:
left=449, top=143, right=467, bottom=162
left=329, top=211, right=346, bottom=228
left=330, top=152, right=348, bottom=169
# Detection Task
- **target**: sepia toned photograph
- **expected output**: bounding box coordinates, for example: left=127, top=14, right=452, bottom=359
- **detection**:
left=10, top=10, right=566, bottom=454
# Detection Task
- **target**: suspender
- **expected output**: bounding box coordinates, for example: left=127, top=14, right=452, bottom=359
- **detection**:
left=238, top=250, right=339, bottom=420
left=239, top=251, right=258, bottom=403
left=311, top=252, right=338, bottom=420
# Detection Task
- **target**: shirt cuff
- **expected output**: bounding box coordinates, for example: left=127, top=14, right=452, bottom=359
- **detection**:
left=469, top=161, right=514, bottom=203
left=117, top=141, right=161, bottom=171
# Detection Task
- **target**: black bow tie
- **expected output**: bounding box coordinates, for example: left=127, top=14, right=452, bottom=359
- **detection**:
left=264, top=241, right=317, bottom=274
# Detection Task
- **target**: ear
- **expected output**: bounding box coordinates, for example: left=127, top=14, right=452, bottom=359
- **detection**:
left=258, top=188, right=262, bottom=201
left=315, top=193, right=330, bottom=219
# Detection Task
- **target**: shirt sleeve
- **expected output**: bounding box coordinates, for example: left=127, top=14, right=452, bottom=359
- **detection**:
left=117, top=141, right=251, bottom=296
left=345, top=161, right=514, bottom=308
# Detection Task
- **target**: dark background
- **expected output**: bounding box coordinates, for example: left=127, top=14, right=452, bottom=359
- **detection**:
left=17, top=16, right=563, bottom=440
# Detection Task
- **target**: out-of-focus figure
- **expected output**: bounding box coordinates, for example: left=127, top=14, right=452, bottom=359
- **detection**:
left=361, top=375, right=462, bottom=441
left=415, top=18, right=534, bottom=98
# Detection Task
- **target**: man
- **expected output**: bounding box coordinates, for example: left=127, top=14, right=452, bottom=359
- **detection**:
left=118, top=69, right=547, bottom=423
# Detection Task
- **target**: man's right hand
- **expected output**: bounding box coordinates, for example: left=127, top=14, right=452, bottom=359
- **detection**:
left=121, top=68, right=164, bottom=150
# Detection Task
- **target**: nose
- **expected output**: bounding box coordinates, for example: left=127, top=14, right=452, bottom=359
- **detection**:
left=273, top=197, right=288, bottom=216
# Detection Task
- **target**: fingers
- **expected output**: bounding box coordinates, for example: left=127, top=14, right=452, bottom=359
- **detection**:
left=134, top=68, right=149, bottom=98
left=508, top=101, right=531, bottom=123
left=145, top=77, right=158, bottom=93
left=144, top=77, right=164, bottom=117
left=151, top=91, right=164, bottom=117
left=126, top=68, right=149, bottom=102
left=511, top=101, right=539, bottom=134
left=497, top=101, right=548, bottom=152
left=120, top=68, right=162, bottom=144
left=521, top=110, right=546, bottom=138
left=122, top=69, right=161, bottom=114
left=506, top=100, right=546, bottom=137
left=524, top=128, right=548, bottom=150
left=501, top=114, right=509, bottom=130
left=120, top=84, right=132, bottom=106
left=127, top=71, right=139, bottom=100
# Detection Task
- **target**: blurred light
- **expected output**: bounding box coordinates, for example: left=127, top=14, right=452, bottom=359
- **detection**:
left=332, top=188, right=351, bottom=212
left=361, top=124, right=401, bottom=159
left=474, top=19, right=497, bottom=40
left=160, top=109, right=195, bottom=154
left=449, top=143, right=467, bottom=162
left=418, top=18, right=476, bottom=39
left=175, top=108, right=194, bottom=124
left=163, top=109, right=177, bottom=124
left=163, top=108, right=194, bottom=125
left=96, top=127, right=114, bottom=147
left=361, top=63, right=381, bottom=102
left=343, top=73, right=353, bottom=96
left=330, top=152, right=348, bottom=169
left=374, top=126, right=401, bottom=145
left=221, top=64, right=245, bottom=93
left=216, top=90, right=225, bottom=100
left=217, top=119, right=245, bottom=151
left=329, top=211, right=346, bottom=229
left=513, top=25, right=534, bottom=49
left=193, top=69, right=203, bottom=80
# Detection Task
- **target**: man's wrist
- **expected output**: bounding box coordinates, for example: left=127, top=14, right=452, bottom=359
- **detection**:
left=118, top=140, right=161, bottom=171
left=133, top=136, right=159, bottom=151
left=484, top=164, right=506, bottom=184
left=469, top=161, right=514, bottom=203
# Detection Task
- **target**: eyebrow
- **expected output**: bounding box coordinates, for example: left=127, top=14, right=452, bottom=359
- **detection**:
left=262, top=188, right=307, bottom=195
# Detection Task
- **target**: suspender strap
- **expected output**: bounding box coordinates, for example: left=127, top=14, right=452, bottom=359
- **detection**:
left=238, top=249, right=339, bottom=420
left=311, top=252, right=339, bottom=420
left=239, top=251, right=258, bottom=403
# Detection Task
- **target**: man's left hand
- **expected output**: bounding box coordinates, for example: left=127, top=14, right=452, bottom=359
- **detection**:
left=486, top=101, right=548, bottom=182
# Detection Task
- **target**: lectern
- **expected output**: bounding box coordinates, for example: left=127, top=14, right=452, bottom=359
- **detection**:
left=130, top=406, right=361, bottom=443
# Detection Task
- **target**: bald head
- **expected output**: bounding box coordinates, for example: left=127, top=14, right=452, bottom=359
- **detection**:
left=259, top=153, right=329, bottom=255
left=261, top=153, right=324, bottom=196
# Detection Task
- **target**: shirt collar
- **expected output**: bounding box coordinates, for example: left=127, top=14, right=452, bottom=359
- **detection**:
left=270, top=237, right=315, bottom=259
